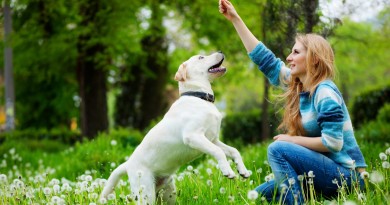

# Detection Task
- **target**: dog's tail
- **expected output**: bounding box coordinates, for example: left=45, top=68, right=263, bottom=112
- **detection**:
left=100, top=162, right=127, bottom=199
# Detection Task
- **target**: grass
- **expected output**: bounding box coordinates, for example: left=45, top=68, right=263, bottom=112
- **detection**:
left=0, top=132, right=389, bottom=204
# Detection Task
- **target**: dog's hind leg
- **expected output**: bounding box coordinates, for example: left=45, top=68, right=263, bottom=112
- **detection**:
left=128, top=167, right=156, bottom=205
left=215, top=140, right=251, bottom=178
left=100, top=162, right=127, bottom=199
left=156, top=176, right=176, bottom=205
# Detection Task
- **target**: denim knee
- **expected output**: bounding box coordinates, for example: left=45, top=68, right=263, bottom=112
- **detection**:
left=255, top=180, right=276, bottom=202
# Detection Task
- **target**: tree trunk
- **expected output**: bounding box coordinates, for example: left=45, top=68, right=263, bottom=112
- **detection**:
left=4, top=0, right=15, bottom=131
left=77, top=0, right=108, bottom=138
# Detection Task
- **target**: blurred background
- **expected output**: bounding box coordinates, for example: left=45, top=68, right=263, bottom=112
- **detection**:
left=1, top=0, right=389, bottom=143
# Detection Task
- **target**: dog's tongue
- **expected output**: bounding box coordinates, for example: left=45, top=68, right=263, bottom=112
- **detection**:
left=209, top=67, right=226, bottom=73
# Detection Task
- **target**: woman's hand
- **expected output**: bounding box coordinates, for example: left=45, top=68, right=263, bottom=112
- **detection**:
left=273, top=134, right=294, bottom=142
left=219, top=0, right=239, bottom=21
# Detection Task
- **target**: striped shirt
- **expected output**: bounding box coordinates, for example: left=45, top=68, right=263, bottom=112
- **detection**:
left=248, top=42, right=367, bottom=169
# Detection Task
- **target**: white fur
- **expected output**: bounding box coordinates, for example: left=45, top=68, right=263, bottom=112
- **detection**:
left=100, top=52, right=250, bottom=205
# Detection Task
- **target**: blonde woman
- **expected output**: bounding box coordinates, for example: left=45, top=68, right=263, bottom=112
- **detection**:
left=219, top=0, right=366, bottom=204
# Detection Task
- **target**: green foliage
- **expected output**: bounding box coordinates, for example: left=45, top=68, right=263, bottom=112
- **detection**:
left=377, top=103, right=390, bottom=123
left=351, top=85, right=390, bottom=128
left=222, top=109, right=280, bottom=143
left=354, top=103, right=390, bottom=143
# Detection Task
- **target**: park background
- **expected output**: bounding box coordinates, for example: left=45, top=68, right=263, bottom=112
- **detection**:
left=0, top=0, right=390, bottom=204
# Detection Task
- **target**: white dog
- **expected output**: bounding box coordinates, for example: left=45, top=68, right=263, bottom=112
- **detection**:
left=100, top=52, right=250, bottom=205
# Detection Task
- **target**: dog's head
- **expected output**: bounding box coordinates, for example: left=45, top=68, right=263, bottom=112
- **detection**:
left=174, top=51, right=227, bottom=83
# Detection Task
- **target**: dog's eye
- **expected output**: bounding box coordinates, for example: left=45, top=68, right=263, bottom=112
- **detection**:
left=198, top=56, right=204, bottom=60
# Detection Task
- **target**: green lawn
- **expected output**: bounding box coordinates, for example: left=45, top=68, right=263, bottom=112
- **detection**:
left=0, top=132, right=389, bottom=204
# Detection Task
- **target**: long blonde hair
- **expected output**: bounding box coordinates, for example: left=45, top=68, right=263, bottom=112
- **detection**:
left=278, top=33, right=336, bottom=136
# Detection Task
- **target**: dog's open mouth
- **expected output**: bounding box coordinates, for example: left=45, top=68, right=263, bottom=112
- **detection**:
left=208, top=58, right=227, bottom=73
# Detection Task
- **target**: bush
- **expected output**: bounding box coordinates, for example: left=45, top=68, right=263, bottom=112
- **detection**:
left=222, top=109, right=280, bottom=144
left=377, top=103, right=390, bottom=123
left=0, top=128, right=82, bottom=145
left=351, top=85, right=390, bottom=128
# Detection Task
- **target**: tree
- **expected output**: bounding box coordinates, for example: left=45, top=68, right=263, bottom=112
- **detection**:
left=3, top=0, right=15, bottom=131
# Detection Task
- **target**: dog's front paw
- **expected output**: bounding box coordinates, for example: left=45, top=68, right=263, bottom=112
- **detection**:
left=218, top=163, right=236, bottom=179
left=239, top=169, right=251, bottom=178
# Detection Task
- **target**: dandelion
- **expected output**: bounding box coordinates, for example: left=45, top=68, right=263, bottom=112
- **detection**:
left=247, top=190, right=259, bottom=201
left=256, top=168, right=262, bottom=173
left=261, top=196, right=266, bottom=201
left=213, top=198, right=219, bottom=203
left=110, top=162, right=116, bottom=168
left=53, top=184, right=60, bottom=193
left=343, top=200, right=357, bottom=205
left=360, top=171, right=369, bottom=179
left=265, top=173, right=274, bottom=182
left=43, top=187, right=52, bottom=195
left=386, top=147, right=390, bottom=155
left=110, top=140, right=117, bottom=146
left=66, top=23, right=77, bottom=30
left=107, top=193, right=116, bottom=200
left=308, top=171, right=315, bottom=178
left=89, top=203, right=97, bottom=205
left=297, top=175, right=304, bottom=181
left=383, top=161, right=390, bottom=169
left=177, top=176, right=184, bottom=182
left=9, top=148, right=15, bottom=155
left=219, top=187, right=226, bottom=194
left=357, top=193, right=366, bottom=201
left=228, top=195, right=235, bottom=203
left=51, top=196, right=63, bottom=204
left=85, top=175, right=93, bottom=182
left=332, top=178, right=338, bottom=184
left=99, top=197, right=108, bottom=204
left=280, top=184, right=288, bottom=194
left=379, top=152, right=387, bottom=161
left=193, top=195, right=198, bottom=200
left=207, top=180, right=212, bottom=186
left=187, top=165, right=193, bottom=171
left=370, top=171, right=384, bottom=183
left=206, top=168, right=213, bottom=175
left=90, top=193, right=99, bottom=199
left=288, top=178, right=296, bottom=185
left=193, top=169, right=200, bottom=175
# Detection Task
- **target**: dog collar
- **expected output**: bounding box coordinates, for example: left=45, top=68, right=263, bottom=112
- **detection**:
left=181, top=91, right=215, bottom=103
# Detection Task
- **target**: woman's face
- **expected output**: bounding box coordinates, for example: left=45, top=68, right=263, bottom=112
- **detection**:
left=286, top=41, right=307, bottom=79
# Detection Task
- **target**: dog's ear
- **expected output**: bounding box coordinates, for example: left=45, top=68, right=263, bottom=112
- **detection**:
left=174, top=63, right=187, bottom=82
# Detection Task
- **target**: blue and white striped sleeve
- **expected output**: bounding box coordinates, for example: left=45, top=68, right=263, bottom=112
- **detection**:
left=314, top=86, right=344, bottom=152
left=248, top=42, right=290, bottom=88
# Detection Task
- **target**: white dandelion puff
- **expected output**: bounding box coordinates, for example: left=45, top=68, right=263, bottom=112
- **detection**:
left=360, top=171, right=369, bottom=179
left=219, top=187, right=226, bottom=194
left=256, top=168, right=262, bottom=173
left=247, top=190, right=259, bottom=200
left=370, top=171, right=384, bottom=183
left=382, top=161, right=390, bottom=169
left=110, top=140, right=117, bottom=146
left=385, top=147, right=390, bottom=155
left=308, top=171, right=315, bottom=178
left=213, top=198, right=219, bottom=203
left=177, top=176, right=184, bottom=181
left=110, top=162, right=116, bottom=168
left=206, top=168, right=213, bottom=175
left=99, top=197, right=107, bottom=204
left=288, top=178, right=296, bottom=185
left=332, top=178, right=338, bottom=184
left=43, top=187, right=52, bottom=195
left=107, top=193, right=116, bottom=200
left=85, top=175, right=93, bottom=182
left=228, top=195, right=235, bottom=203
left=343, top=200, right=357, bottom=205
left=297, top=175, right=304, bottom=181
left=187, top=165, right=193, bottom=171
left=53, top=184, right=60, bottom=193
left=207, top=180, right=212, bottom=186
left=379, top=152, right=387, bottom=161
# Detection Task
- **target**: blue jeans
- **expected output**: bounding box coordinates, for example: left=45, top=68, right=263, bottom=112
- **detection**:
left=255, top=141, right=364, bottom=204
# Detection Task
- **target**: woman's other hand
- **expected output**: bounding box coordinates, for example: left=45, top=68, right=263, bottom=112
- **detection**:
left=219, top=0, right=239, bottom=21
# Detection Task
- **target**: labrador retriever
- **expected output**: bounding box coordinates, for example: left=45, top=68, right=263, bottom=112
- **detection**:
left=100, top=51, right=250, bottom=205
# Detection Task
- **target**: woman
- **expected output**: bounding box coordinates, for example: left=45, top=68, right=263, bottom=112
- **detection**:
left=218, top=0, right=367, bottom=204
